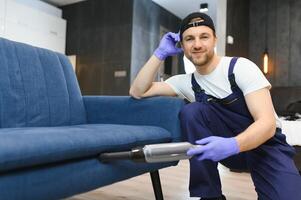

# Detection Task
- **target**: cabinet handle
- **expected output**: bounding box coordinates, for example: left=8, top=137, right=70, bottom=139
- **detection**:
left=50, top=30, right=58, bottom=35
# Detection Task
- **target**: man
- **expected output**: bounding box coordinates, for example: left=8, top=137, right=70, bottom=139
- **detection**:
left=129, top=12, right=301, bottom=200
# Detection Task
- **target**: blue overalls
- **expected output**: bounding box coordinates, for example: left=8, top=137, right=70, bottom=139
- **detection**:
left=179, top=57, right=301, bottom=199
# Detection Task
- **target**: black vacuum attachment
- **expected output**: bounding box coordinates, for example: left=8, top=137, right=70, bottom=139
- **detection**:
left=99, top=142, right=200, bottom=163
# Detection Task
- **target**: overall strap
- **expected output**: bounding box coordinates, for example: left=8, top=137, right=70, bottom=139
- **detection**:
left=228, top=57, right=239, bottom=90
left=191, top=73, right=204, bottom=93
left=191, top=73, right=220, bottom=103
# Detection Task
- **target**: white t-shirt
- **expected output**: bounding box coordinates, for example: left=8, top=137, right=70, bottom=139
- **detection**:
left=165, top=56, right=282, bottom=128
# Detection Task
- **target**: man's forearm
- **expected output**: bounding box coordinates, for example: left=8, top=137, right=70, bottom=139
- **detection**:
left=129, top=55, right=163, bottom=98
left=235, top=118, right=276, bottom=152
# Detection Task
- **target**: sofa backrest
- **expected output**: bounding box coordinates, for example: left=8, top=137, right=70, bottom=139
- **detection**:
left=0, top=38, right=86, bottom=128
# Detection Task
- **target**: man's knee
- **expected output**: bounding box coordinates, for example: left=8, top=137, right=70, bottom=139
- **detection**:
left=179, top=102, right=205, bottom=122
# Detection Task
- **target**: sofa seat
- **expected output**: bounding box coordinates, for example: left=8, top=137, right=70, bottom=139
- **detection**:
left=0, top=124, right=171, bottom=173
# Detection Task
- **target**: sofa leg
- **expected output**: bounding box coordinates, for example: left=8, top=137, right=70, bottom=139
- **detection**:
left=150, top=170, right=164, bottom=200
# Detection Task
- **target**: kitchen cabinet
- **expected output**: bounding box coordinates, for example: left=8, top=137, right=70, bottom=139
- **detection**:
left=1, top=0, right=66, bottom=53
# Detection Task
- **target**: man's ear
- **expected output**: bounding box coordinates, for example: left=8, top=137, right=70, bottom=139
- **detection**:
left=176, top=41, right=182, bottom=48
left=178, top=41, right=183, bottom=48
left=214, top=37, right=218, bottom=46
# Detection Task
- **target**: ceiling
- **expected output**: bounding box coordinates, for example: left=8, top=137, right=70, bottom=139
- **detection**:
left=41, top=0, right=86, bottom=7
left=152, top=0, right=201, bottom=19
left=42, top=0, right=200, bottom=19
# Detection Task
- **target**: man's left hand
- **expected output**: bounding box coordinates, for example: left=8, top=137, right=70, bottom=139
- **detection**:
left=187, top=136, right=240, bottom=162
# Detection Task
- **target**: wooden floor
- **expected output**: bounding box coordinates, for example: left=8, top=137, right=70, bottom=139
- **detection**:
left=66, top=160, right=257, bottom=200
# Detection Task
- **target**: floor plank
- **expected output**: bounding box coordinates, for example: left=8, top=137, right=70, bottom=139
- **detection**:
left=66, top=160, right=257, bottom=200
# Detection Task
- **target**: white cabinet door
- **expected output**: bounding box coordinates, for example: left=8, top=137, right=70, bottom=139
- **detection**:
left=0, top=0, right=5, bottom=18
left=5, top=20, right=65, bottom=53
left=0, top=19, right=4, bottom=37
left=6, top=0, right=31, bottom=27
left=5, top=0, right=66, bottom=53
left=0, top=0, right=5, bottom=37
left=36, top=10, right=67, bottom=39
left=6, top=0, right=66, bottom=38
left=5, top=20, right=40, bottom=47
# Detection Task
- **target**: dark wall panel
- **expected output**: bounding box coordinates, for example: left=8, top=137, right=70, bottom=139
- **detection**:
left=226, top=0, right=249, bottom=58
left=249, top=0, right=301, bottom=86
left=228, top=0, right=301, bottom=86
left=62, top=0, right=133, bottom=95
left=274, top=0, right=290, bottom=86
left=248, top=0, right=266, bottom=74
left=131, top=0, right=183, bottom=83
left=289, top=0, right=301, bottom=86
left=63, top=0, right=182, bottom=95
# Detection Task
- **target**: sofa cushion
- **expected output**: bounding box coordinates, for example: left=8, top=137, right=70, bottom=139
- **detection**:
left=0, top=124, right=171, bottom=172
left=0, top=38, right=86, bottom=128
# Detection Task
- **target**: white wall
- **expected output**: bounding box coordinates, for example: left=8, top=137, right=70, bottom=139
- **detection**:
left=0, top=0, right=5, bottom=37
left=15, top=0, right=62, bottom=17
left=0, top=0, right=66, bottom=53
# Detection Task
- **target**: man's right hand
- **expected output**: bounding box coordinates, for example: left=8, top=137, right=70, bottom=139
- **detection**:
left=154, top=32, right=183, bottom=61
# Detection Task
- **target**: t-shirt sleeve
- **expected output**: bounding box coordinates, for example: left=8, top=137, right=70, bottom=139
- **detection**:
left=165, top=74, right=187, bottom=99
left=234, top=57, right=271, bottom=96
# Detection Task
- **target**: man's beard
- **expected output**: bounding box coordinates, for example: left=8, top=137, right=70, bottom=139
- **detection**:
left=187, top=50, right=214, bottom=67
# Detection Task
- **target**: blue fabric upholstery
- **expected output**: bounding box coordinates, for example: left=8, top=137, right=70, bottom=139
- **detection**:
left=0, top=37, right=185, bottom=200
left=0, top=38, right=86, bottom=127
left=84, top=96, right=184, bottom=142
left=0, top=159, right=175, bottom=200
left=0, top=124, right=170, bottom=172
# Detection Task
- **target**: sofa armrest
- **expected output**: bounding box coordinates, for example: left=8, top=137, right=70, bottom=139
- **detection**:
left=83, top=96, right=185, bottom=142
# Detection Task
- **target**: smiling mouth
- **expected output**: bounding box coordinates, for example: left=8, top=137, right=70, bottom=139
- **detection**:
left=192, top=49, right=206, bottom=53
left=192, top=52, right=205, bottom=55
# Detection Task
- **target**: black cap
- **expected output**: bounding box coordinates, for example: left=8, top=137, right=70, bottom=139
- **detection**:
left=179, top=12, right=215, bottom=40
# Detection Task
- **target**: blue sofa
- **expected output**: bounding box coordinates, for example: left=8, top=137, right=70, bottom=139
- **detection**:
left=0, top=38, right=185, bottom=200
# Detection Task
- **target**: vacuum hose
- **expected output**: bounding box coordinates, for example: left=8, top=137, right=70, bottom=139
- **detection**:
left=99, top=142, right=200, bottom=163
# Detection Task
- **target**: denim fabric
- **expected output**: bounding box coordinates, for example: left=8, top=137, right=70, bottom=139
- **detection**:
left=0, top=38, right=86, bottom=128
left=83, top=96, right=185, bottom=142
left=0, top=124, right=171, bottom=172
left=0, top=158, right=176, bottom=200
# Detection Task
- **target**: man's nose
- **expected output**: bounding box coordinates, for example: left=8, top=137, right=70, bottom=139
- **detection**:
left=193, top=39, right=203, bottom=49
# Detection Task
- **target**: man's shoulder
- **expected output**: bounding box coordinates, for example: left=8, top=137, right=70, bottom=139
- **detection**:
left=220, top=56, right=261, bottom=80
left=165, top=73, right=192, bottom=89
left=236, top=57, right=255, bottom=64
left=166, top=73, right=191, bottom=82
left=225, top=57, right=258, bottom=73
left=221, top=56, right=253, bottom=65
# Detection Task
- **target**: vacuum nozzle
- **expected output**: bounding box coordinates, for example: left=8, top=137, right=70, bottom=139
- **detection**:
left=99, top=142, right=200, bottom=163
left=99, top=147, right=145, bottom=163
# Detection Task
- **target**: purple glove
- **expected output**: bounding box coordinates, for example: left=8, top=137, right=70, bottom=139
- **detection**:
left=187, top=136, right=240, bottom=162
left=154, top=32, right=183, bottom=60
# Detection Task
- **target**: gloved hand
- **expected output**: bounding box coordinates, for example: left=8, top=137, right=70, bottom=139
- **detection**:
left=154, top=32, right=183, bottom=60
left=187, top=136, right=240, bottom=162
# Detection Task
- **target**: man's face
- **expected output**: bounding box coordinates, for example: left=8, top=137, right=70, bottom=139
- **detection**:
left=181, top=26, right=217, bottom=67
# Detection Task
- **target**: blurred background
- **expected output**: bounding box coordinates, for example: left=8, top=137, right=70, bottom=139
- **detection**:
left=1, top=0, right=300, bottom=101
